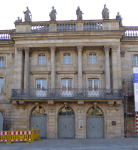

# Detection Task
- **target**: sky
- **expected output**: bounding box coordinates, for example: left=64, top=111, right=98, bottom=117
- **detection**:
left=0, top=0, right=138, bottom=30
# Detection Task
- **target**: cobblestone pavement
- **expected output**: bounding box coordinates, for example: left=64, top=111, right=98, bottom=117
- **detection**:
left=1, top=138, right=138, bottom=150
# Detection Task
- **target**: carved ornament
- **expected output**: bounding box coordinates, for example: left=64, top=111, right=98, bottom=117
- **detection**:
left=94, top=102, right=97, bottom=109
left=108, top=101, right=114, bottom=110
left=116, top=101, right=122, bottom=110
left=12, top=101, right=19, bottom=109
left=111, top=45, right=118, bottom=52
left=50, top=46, right=56, bottom=53
left=64, top=102, right=68, bottom=108
left=103, top=45, right=110, bottom=52
left=121, top=51, right=125, bottom=57
left=77, top=46, right=83, bottom=53
left=19, top=101, right=26, bottom=109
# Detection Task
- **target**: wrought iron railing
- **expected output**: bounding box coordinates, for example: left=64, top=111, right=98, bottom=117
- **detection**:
left=11, top=88, right=123, bottom=99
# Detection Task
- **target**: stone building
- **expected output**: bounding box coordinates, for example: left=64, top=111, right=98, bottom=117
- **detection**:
left=0, top=9, right=137, bottom=138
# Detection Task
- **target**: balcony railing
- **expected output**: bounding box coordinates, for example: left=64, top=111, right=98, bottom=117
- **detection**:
left=0, top=30, right=15, bottom=39
left=11, top=88, right=123, bottom=99
left=120, top=26, right=138, bottom=37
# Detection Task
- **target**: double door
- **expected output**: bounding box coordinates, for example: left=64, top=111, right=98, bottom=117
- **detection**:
left=58, top=116, right=75, bottom=138
left=31, top=115, right=47, bottom=138
left=86, top=117, right=104, bottom=138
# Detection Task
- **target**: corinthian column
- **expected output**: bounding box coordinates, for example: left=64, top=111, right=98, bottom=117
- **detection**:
left=111, top=45, right=118, bottom=89
left=104, top=46, right=110, bottom=90
left=50, top=47, right=56, bottom=89
left=77, top=46, right=83, bottom=89
left=24, top=47, right=30, bottom=89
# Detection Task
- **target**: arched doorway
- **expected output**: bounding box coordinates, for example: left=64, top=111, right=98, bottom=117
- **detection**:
left=31, top=106, right=47, bottom=138
left=86, top=107, right=104, bottom=138
left=58, top=106, right=75, bottom=138
left=0, top=112, right=3, bottom=131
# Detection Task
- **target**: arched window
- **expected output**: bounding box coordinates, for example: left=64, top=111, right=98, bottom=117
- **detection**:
left=89, top=53, right=97, bottom=64
left=31, top=106, right=47, bottom=116
left=63, top=53, right=71, bottom=64
left=0, top=57, right=4, bottom=67
left=133, top=55, right=138, bottom=66
left=86, top=107, right=103, bottom=116
left=38, top=54, right=45, bottom=65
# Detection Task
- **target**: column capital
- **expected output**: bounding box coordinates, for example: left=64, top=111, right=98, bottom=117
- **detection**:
left=77, top=45, right=83, bottom=53
left=50, top=46, right=56, bottom=53
left=103, top=45, right=110, bottom=52
left=111, top=45, right=118, bottom=52
left=17, top=47, right=24, bottom=53
left=24, top=47, right=30, bottom=53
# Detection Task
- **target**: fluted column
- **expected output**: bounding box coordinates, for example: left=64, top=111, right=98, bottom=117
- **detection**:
left=24, top=47, right=30, bottom=89
left=77, top=46, right=83, bottom=89
left=104, top=46, right=110, bottom=89
left=50, top=47, right=56, bottom=89
left=111, top=45, right=118, bottom=89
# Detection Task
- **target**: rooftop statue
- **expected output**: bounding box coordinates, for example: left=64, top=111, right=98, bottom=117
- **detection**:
left=49, top=6, right=57, bottom=21
left=76, top=6, right=83, bottom=20
left=15, top=17, right=22, bottom=23
left=116, top=12, right=123, bottom=26
left=23, top=7, right=32, bottom=22
left=102, top=4, right=109, bottom=19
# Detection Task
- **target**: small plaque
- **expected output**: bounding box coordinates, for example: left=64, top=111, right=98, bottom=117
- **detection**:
left=112, top=121, right=116, bottom=125
left=78, top=120, right=83, bottom=129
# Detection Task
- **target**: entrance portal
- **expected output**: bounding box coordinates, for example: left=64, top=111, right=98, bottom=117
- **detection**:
left=58, top=106, right=75, bottom=138
left=0, top=112, right=3, bottom=131
left=31, top=106, right=47, bottom=138
left=86, top=107, right=104, bottom=138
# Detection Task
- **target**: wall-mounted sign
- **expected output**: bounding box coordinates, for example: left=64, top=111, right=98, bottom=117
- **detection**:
left=78, top=120, right=83, bottom=129
left=133, top=67, right=138, bottom=112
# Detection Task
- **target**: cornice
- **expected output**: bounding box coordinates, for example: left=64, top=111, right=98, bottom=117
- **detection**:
left=56, top=71, right=77, bottom=74
left=31, top=71, right=51, bottom=75
left=83, top=70, right=104, bottom=74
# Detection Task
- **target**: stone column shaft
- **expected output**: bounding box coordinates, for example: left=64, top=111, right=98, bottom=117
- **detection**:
left=111, top=45, right=118, bottom=89
left=24, top=47, right=30, bottom=89
left=50, top=47, right=56, bottom=89
left=104, top=46, right=110, bottom=89
left=77, top=46, right=83, bottom=89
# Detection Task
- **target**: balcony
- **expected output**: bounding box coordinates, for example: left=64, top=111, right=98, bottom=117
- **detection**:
left=11, top=88, right=123, bottom=99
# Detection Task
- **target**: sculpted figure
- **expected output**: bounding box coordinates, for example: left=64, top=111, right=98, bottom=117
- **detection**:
left=49, top=6, right=57, bottom=21
left=23, top=7, right=32, bottom=22
left=15, top=17, right=22, bottom=23
left=116, top=12, right=123, bottom=26
left=102, top=4, right=109, bottom=19
left=76, top=6, right=83, bottom=20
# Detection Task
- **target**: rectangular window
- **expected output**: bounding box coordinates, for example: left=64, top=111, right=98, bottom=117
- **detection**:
left=0, top=57, right=4, bottom=67
left=88, top=79, right=99, bottom=97
left=63, top=53, right=71, bottom=64
left=0, top=78, right=4, bottom=93
left=36, top=79, right=46, bottom=97
left=89, top=53, right=97, bottom=64
left=133, top=55, right=138, bottom=66
left=62, top=79, right=72, bottom=97
left=38, top=54, right=45, bottom=65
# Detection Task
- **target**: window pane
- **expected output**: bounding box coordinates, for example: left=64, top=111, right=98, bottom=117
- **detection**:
left=133, top=56, right=136, bottom=59
left=68, top=80, right=72, bottom=89
left=62, top=80, right=66, bottom=89
left=63, top=53, right=71, bottom=64
left=134, top=60, right=136, bottom=66
left=88, top=80, right=93, bottom=89
left=42, top=80, right=46, bottom=90
left=38, top=54, right=45, bottom=65
left=0, top=57, right=4, bottom=67
left=94, top=80, right=99, bottom=89
left=93, top=57, right=97, bottom=64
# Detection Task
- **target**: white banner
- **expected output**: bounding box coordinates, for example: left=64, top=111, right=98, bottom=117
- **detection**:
left=133, top=67, right=138, bottom=112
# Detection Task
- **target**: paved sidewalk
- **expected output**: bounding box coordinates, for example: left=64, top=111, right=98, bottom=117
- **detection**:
left=1, top=138, right=138, bottom=150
